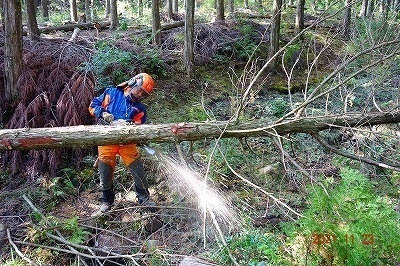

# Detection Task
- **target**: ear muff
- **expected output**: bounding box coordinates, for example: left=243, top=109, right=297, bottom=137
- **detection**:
left=116, top=73, right=155, bottom=93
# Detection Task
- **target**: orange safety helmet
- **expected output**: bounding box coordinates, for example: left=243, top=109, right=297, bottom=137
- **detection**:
left=117, top=73, right=155, bottom=94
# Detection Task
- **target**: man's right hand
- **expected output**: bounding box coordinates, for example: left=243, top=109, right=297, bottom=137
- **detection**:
left=101, top=112, right=114, bottom=122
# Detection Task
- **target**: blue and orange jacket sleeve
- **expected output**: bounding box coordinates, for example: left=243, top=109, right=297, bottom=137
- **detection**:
left=88, top=88, right=111, bottom=118
left=131, top=103, right=147, bottom=124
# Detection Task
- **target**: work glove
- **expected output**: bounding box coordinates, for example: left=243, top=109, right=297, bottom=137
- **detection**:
left=101, top=112, right=114, bottom=123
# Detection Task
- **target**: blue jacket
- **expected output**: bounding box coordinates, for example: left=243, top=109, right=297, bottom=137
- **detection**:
left=88, top=87, right=147, bottom=124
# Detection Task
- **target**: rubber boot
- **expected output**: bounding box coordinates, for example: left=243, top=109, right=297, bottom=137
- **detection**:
left=99, top=188, right=115, bottom=212
left=98, top=161, right=115, bottom=213
left=128, top=159, right=157, bottom=212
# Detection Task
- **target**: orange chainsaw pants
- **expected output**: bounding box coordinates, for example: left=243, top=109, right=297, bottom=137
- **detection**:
left=98, top=143, right=140, bottom=168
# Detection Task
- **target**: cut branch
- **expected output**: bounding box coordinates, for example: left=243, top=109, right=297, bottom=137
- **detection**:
left=0, top=111, right=399, bottom=151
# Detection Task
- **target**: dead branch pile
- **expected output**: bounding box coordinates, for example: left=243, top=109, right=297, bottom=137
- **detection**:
left=0, top=39, right=96, bottom=177
left=160, top=21, right=270, bottom=65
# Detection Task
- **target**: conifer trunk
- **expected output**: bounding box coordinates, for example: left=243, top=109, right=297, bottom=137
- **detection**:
left=4, top=0, right=23, bottom=104
left=0, top=112, right=399, bottom=151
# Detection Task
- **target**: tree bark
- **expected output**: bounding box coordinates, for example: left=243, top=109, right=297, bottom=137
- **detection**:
left=215, top=0, right=225, bottom=21
left=381, top=0, right=389, bottom=21
left=110, top=0, right=118, bottom=29
left=91, top=0, right=97, bottom=20
left=366, top=0, right=374, bottom=17
left=184, top=0, right=195, bottom=78
left=25, top=0, right=40, bottom=41
left=42, top=0, right=49, bottom=20
left=37, top=20, right=183, bottom=35
left=167, top=0, right=173, bottom=20
left=359, top=0, right=368, bottom=17
left=4, top=0, right=24, bottom=104
left=228, top=0, right=234, bottom=14
left=138, top=0, right=143, bottom=17
left=70, top=0, right=78, bottom=22
left=152, top=0, right=161, bottom=45
left=295, top=0, right=305, bottom=35
left=341, top=0, right=352, bottom=39
left=268, top=0, right=282, bottom=68
left=38, top=21, right=111, bottom=34
left=0, top=112, right=399, bottom=151
left=106, top=0, right=111, bottom=18
left=85, top=0, right=92, bottom=22
left=0, top=0, right=4, bottom=31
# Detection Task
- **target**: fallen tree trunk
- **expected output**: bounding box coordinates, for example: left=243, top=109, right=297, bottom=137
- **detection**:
left=39, top=21, right=111, bottom=34
left=0, top=111, right=399, bottom=151
left=37, top=21, right=185, bottom=35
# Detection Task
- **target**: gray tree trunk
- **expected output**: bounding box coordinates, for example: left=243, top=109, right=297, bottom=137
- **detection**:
left=85, top=0, right=92, bottom=21
left=342, top=0, right=352, bottom=39
left=295, top=0, right=305, bottom=35
left=4, top=0, right=23, bottom=104
left=105, top=0, right=110, bottom=18
left=359, top=0, right=368, bottom=17
left=366, top=0, right=374, bottom=17
left=243, top=0, right=249, bottom=9
left=110, top=0, right=119, bottom=29
left=184, top=0, right=195, bottom=78
left=1, top=112, right=399, bottom=150
left=91, top=0, right=97, bottom=19
left=26, top=0, right=40, bottom=41
left=228, top=0, right=234, bottom=14
left=174, top=0, right=178, bottom=12
left=42, top=0, right=49, bottom=20
left=381, top=0, right=389, bottom=20
left=167, top=0, right=173, bottom=19
left=70, top=0, right=78, bottom=21
left=39, top=21, right=111, bottom=34
left=0, top=0, right=3, bottom=31
left=216, top=0, right=225, bottom=21
left=138, top=0, right=144, bottom=17
left=268, top=0, right=282, bottom=68
left=152, top=0, right=161, bottom=45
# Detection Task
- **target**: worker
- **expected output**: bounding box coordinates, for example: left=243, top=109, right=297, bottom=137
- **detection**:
left=88, top=73, right=157, bottom=214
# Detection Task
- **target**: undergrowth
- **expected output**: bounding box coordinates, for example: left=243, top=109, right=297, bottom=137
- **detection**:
left=206, top=167, right=400, bottom=265
left=282, top=167, right=400, bottom=266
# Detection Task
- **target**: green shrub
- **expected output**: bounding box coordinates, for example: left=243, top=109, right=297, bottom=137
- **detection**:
left=63, top=216, right=90, bottom=244
left=82, top=41, right=133, bottom=92
left=133, top=49, right=167, bottom=78
left=210, top=229, right=282, bottom=265
left=269, top=97, right=290, bottom=118
left=118, top=18, right=129, bottom=31
left=283, top=42, right=301, bottom=66
left=233, top=23, right=261, bottom=61
left=283, top=167, right=400, bottom=266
